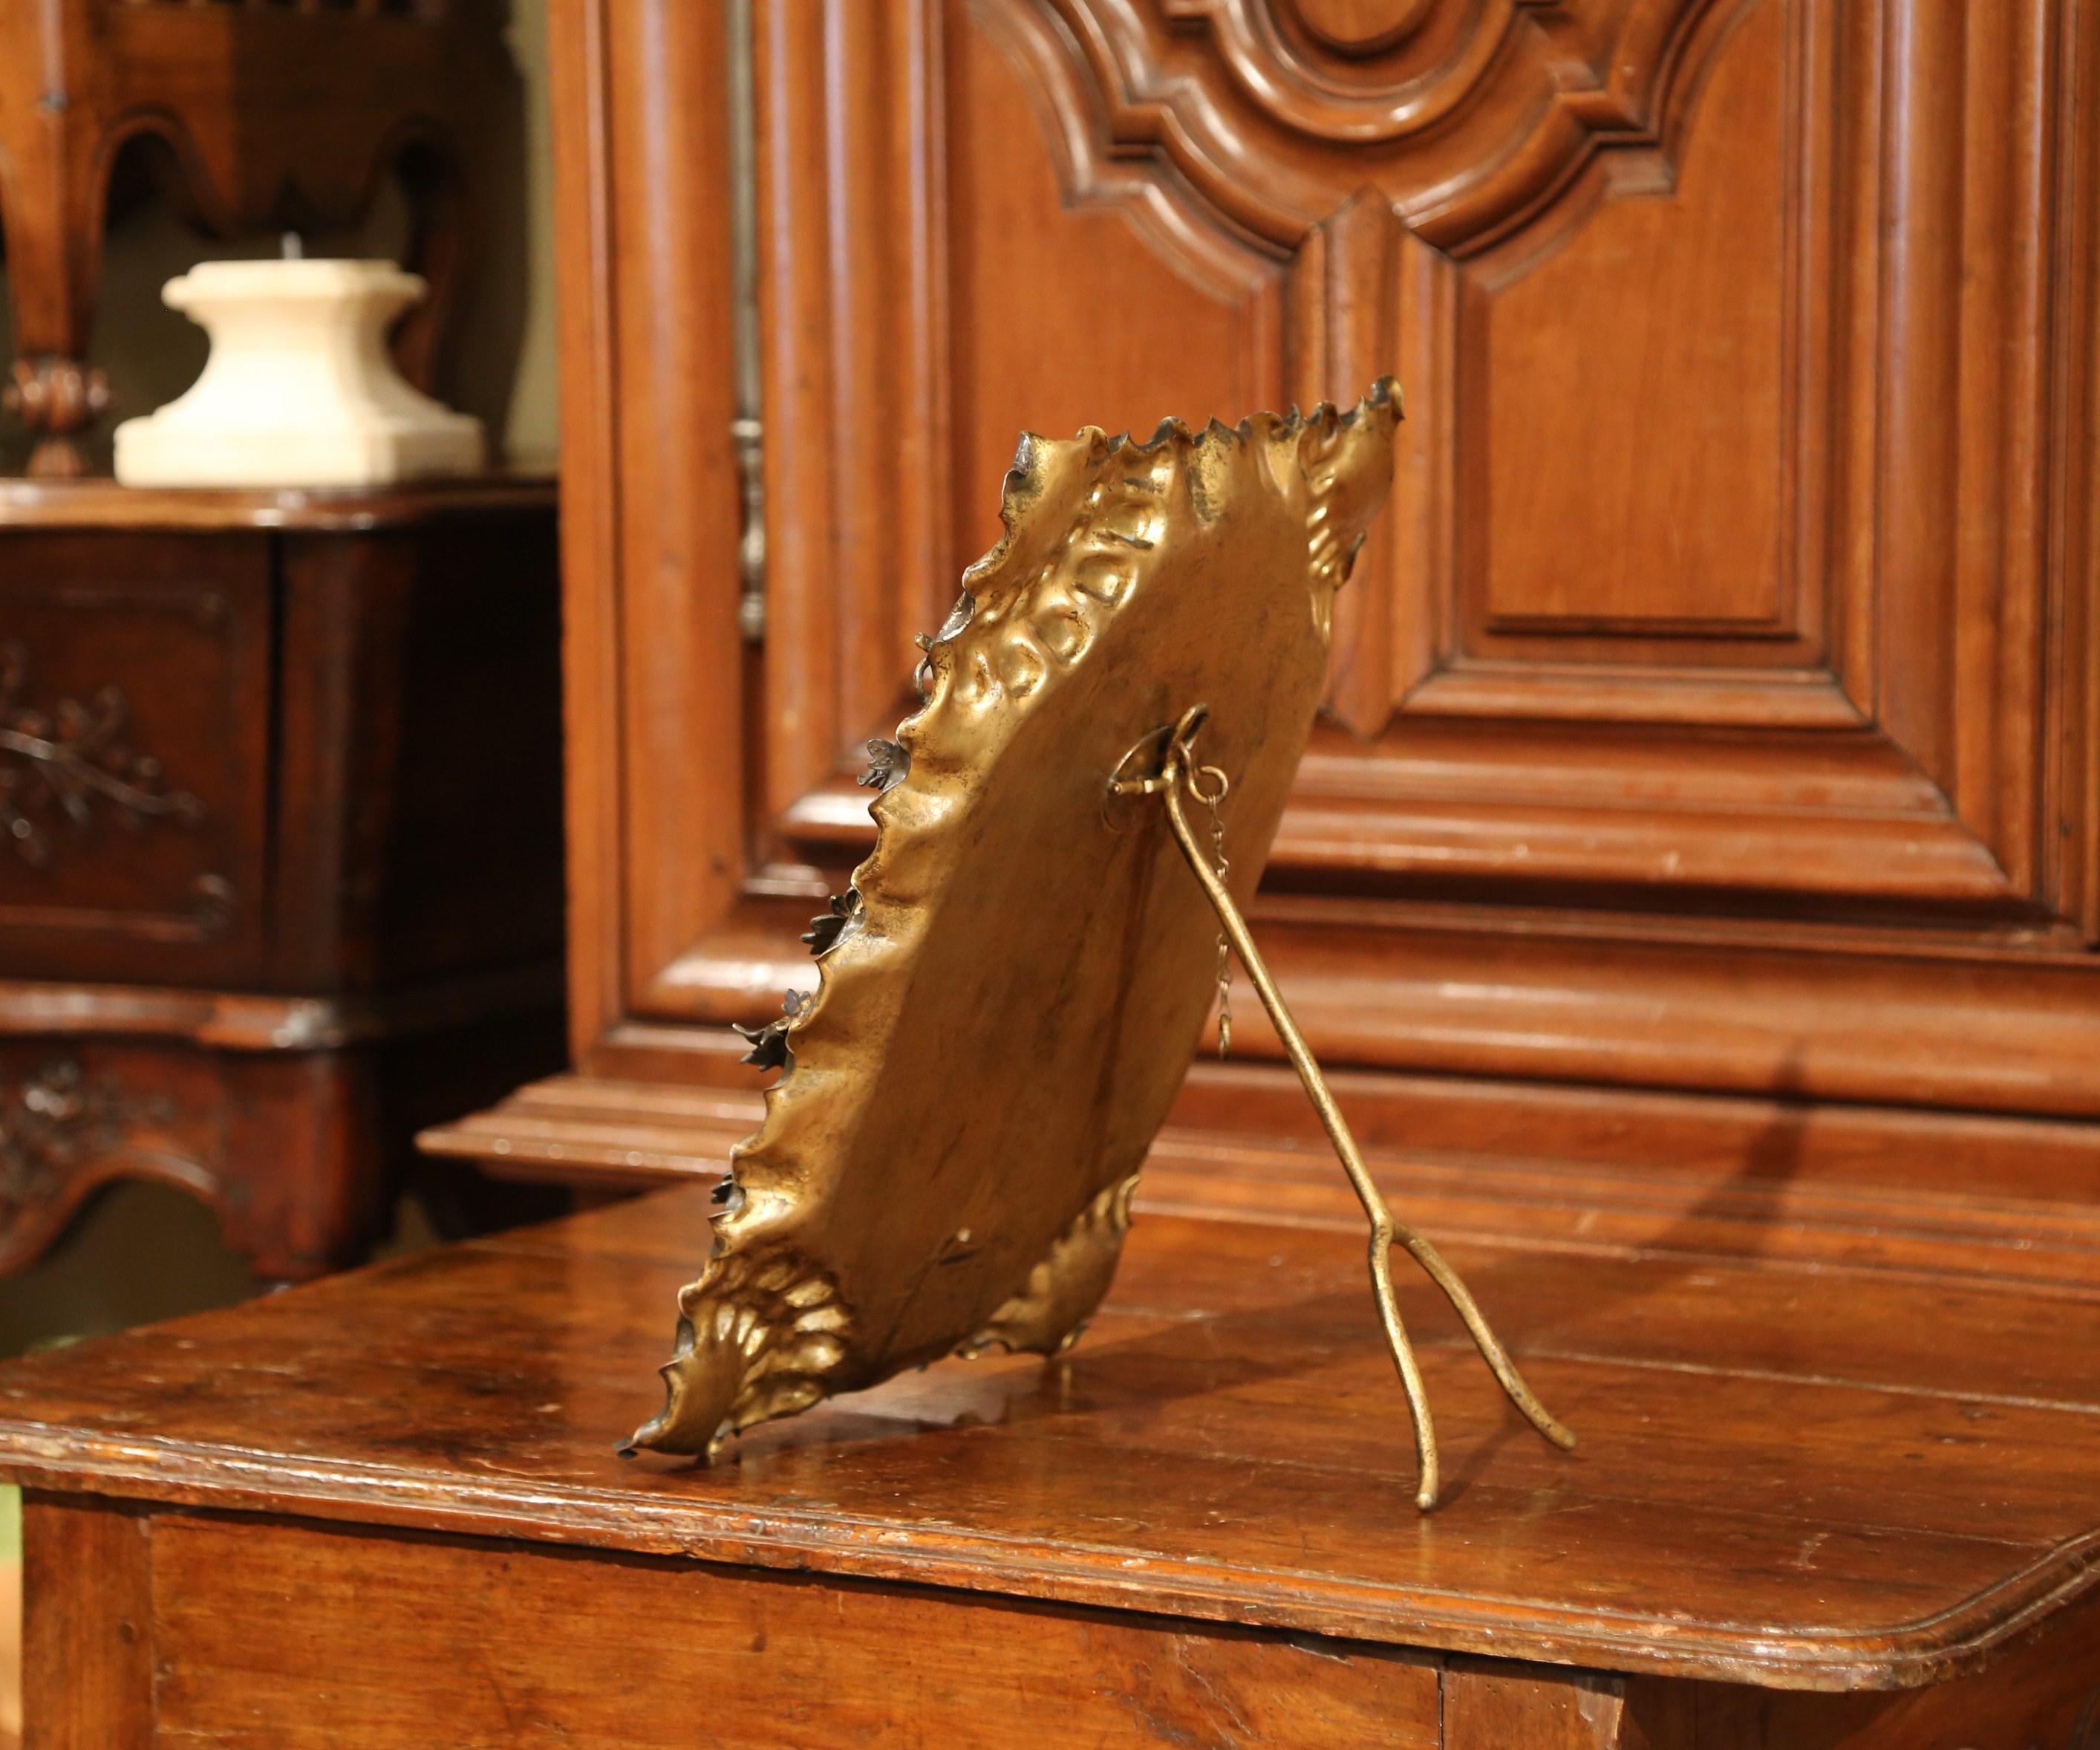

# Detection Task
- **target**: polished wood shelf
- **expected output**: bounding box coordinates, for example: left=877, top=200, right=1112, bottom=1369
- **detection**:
left=0, top=471, right=555, bottom=533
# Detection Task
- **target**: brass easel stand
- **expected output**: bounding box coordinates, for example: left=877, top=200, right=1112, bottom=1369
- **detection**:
left=1115, top=706, right=1576, bottom=1512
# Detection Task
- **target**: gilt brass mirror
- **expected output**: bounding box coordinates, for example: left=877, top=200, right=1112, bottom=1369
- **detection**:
left=626, top=383, right=1571, bottom=1509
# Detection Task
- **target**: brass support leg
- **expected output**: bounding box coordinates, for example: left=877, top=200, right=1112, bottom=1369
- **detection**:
left=1124, top=706, right=1576, bottom=1511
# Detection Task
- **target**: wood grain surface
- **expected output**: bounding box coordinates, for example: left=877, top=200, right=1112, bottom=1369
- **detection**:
left=143, top=1513, right=1442, bottom=1749
left=21, top=1496, right=150, bottom=1750
left=6, top=1183, right=2100, bottom=1694
left=1444, top=1662, right=1629, bottom=1749
left=532, top=0, right=2100, bottom=1139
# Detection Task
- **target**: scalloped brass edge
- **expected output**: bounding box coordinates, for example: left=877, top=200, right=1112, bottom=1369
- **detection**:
left=958, top=1172, right=1140, bottom=1360
left=627, top=380, right=1401, bottom=1458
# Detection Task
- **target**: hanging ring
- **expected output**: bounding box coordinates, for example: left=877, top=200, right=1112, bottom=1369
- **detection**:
left=1109, top=703, right=1214, bottom=800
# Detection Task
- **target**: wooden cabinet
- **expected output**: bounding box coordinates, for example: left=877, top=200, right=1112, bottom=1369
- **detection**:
left=436, top=0, right=2100, bottom=1187
left=1, top=479, right=566, bottom=1281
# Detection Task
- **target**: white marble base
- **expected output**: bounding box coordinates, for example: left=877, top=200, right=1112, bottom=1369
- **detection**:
left=114, top=260, right=484, bottom=489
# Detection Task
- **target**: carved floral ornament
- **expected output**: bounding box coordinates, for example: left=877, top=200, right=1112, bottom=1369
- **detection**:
left=1027, top=0, right=1744, bottom=250
left=0, top=1058, right=166, bottom=1209
left=0, top=642, right=205, bottom=866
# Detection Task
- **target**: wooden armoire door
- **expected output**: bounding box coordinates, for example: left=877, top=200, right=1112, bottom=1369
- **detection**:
left=445, top=0, right=2100, bottom=1189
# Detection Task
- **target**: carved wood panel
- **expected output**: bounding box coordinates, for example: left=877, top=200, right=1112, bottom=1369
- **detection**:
left=559, top=0, right=2100, bottom=1114
left=0, top=1046, right=205, bottom=1275
left=0, top=533, right=271, bottom=982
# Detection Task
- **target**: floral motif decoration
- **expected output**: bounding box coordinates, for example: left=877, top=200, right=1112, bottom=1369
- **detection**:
left=0, top=1059, right=166, bottom=1209
left=0, top=641, right=205, bottom=866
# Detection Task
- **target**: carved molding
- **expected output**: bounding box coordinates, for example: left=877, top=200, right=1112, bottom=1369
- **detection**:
left=967, top=0, right=2075, bottom=923
left=0, top=641, right=206, bottom=866
left=704, top=0, right=2074, bottom=937
left=1040, top=0, right=1749, bottom=253
left=976, top=0, right=1776, bottom=742
left=0, top=1057, right=167, bottom=1208
left=1265, top=0, right=1441, bottom=60
left=560, top=0, right=2099, bottom=1129
left=972, top=0, right=1280, bottom=302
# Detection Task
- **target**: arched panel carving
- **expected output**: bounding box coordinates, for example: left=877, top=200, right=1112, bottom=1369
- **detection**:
left=973, top=0, right=1285, bottom=301
left=959, top=0, right=1784, bottom=741
left=1052, top=0, right=1747, bottom=253
left=745, top=0, right=1288, bottom=888
left=892, top=0, right=2070, bottom=925
left=1274, top=0, right=1441, bottom=59
left=622, top=0, right=2099, bottom=1107
left=956, top=0, right=1286, bottom=568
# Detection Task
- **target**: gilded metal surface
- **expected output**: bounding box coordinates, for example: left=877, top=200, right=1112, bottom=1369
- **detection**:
left=629, top=384, right=1402, bottom=1463
left=958, top=1174, right=1138, bottom=1360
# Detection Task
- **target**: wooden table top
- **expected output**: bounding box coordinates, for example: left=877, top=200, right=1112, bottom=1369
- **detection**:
left=4, top=1174, right=2099, bottom=1695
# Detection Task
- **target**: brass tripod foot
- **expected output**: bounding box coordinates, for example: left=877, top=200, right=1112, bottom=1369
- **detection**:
left=1115, top=705, right=1576, bottom=1512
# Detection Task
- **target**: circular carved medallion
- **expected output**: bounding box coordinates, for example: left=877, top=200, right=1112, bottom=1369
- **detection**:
left=1281, top=0, right=1438, bottom=57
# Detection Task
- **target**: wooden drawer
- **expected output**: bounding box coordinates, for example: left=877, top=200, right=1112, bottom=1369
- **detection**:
left=137, top=1514, right=1442, bottom=1749
left=0, top=530, right=271, bottom=984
